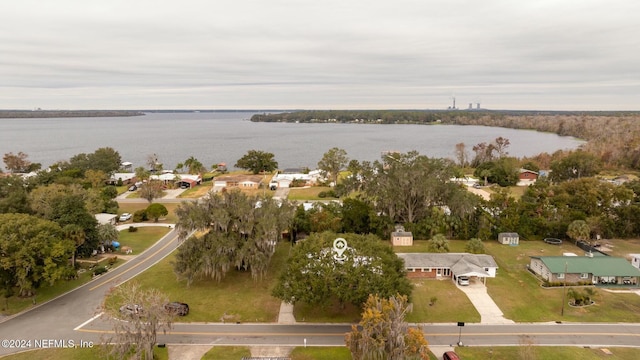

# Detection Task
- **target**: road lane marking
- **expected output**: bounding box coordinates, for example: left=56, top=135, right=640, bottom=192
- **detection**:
left=74, top=329, right=640, bottom=338
left=74, top=312, right=103, bottom=330
left=89, top=234, right=178, bottom=291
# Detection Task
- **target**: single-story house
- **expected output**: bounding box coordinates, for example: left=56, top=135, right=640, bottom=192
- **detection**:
left=150, top=172, right=202, bottom=186
left=529, top=255, right=640, bottom=286
left=498, top=232, right=519, bottom=245
left=213, top=175, right=264, bottom=190
left=396, top=253, right=498, bottom=284
left=391, top=225, right=413, bottom=246
left=109, top=172, right=137, bottom=185
left=517, top=169, right=538, bottom=186
left=95, top=213, right=117, bottom=225
left=271, top=169, right=323, bottom=188
left=630, top=254, right=640, bottom=270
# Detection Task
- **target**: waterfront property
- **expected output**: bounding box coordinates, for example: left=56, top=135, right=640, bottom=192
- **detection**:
left=213, top=174, right=264, bottom=192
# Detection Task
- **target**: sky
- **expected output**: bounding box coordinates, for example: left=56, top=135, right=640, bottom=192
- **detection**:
left=1, top=0, right=639, bottom=111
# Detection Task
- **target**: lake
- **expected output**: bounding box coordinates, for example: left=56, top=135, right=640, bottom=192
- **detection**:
left=0, top=111, right=583, bottom=171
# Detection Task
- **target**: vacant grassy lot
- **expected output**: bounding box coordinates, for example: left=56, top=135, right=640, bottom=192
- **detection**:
left=201, top=346, right=252, bottom=359
left=117, top=226, right=171, bottom=255
left=124, top=242, right=293, bottom=322
left=456, top=346, right=640, bottom=360
left=484, top=239, right=640, bottom=322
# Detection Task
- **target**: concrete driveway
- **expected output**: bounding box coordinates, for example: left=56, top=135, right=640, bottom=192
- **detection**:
left=456, top=280, right=514, bottom=324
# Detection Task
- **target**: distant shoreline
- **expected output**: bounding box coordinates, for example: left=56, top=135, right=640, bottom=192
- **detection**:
left=0, top=110, right=145, bottom=119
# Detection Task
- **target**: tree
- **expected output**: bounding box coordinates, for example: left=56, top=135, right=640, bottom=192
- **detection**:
left=272, top=232, right=412, bottom=308
left=146, top=153, right=163, bottom=173
left=174, top=191, right=294, bottom=284
left=0, top=175, right=31, bottom=214
left=318, top=147, right=349, bottom=186
left=465, top=238, right=485, bottom=254
left=135, top=166, right=151, bottom=182
left=97, top=223, right=119, bottom=247
left=183, top=156, right=205, bottom=174
left=0, top=213, right=74, bottom=297
left=550, top=150, right=601, bottom=182
left=146, top=203, right=168, bottom=222
left=235, top=150, right=278, bottom=174
left=363, top=151, right=458, bottom=224
left=428, top=234, right=449, bottom=253
left=454, top=142, right=468, bottom=167
left=84, top=169, right=107, bottom=188
left=566, top=220, right=590, bottom=244
left=102, top=282, right=173, bottom=360
left=3, top=151, right=32, bottom=173
left=345, top=294, right=429, bottom=360
left=87, top=147, right=122, bottom=175
left=139, top=181, right=164, bottom=203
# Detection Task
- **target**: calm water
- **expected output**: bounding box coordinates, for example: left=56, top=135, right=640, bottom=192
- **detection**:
left=0, top=111, right=583, bottom=170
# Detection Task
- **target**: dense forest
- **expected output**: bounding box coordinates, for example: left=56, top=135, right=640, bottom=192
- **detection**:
left=252, top=110, right=640, bottom=170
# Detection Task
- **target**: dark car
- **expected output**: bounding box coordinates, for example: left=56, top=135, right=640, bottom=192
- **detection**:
left=164, top=302, right=189, bottom=316
left=443, top=351, right=461, bottom=360
left=544, top=238, right=563, bottom=245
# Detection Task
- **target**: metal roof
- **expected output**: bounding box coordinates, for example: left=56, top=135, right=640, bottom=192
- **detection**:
left=531, top=256, right=640, bottom=277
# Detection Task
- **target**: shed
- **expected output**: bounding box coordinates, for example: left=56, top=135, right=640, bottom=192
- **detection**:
left=391, top=225, right=413, bottom=246
left=498, top=232, right=519, bottom=245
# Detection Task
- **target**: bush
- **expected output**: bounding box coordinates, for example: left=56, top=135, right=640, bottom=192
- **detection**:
left=93, top=266, right=108, bottom=276
left=128, top=226, right=138, bottom=233
left=318, top=190, right=337, bottom=198
left=133, top=209, right=148, bottom=222
left=107, top=256, right=118, bottom=266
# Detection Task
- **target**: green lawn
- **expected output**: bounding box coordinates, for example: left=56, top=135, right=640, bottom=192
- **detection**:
left=117, top=226, right=171, bottom=255
left=290, top=346, right=352, bottom=360
left=287, top=186, right=335, bottom=201
left=122, top=241, right=293, bottom=322
left=117, top=202, right=181, bottom=223
left=0, top=345, right=168, bottom=360
left=406, top=279, right=480, bottom=323
left=484, top=240, right=640, bottom=322
left=456, top=346, right=640, bottom=360
left=1, top=257, right=124, bottom=316
left=201, top=346, right=251, bottom=359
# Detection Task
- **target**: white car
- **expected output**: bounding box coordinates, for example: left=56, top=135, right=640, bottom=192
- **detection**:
left=457, top=276, right=470, bottom=286
left=119, top=213, right=132, bottom=222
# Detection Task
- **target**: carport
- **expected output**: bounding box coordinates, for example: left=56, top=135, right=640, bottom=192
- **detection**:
left=176, top=178, right=197, bottom=189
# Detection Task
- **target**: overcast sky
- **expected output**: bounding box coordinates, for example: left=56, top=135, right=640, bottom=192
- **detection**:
left=1, top=0, right=638, bottom=111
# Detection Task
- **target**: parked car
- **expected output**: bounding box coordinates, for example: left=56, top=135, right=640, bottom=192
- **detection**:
left=457, top=276, right=470, bottom=286
left=119, top=304, right=143, bottom=316
left=164, top=302, right=189, bottom=316
left=443, top=350, right=461, bottom=360
left=128, top=185, right=137, bottom=191
left=119, top=213, right=132, bottom=222
left=472, top=183, right=481, bottom=189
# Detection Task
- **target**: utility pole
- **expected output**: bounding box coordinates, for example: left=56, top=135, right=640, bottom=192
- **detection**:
left=561, top=261, right=568, bottom=316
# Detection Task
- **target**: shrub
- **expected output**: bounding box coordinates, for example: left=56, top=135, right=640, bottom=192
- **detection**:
left=318, top=190, right=337, bottom=198
left=107, top=256, right=118, bottom=266
left=93, top=266, right=108, bottom=276
left=128, top=226, right=138, bottom=233
left=133, top=209, right=148, bottom=222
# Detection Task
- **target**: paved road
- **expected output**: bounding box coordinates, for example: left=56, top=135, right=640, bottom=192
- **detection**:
left=0, top=227, right=181, bottom=356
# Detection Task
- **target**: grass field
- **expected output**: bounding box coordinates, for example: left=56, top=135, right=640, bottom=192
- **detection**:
left=456, top=346, right=640, bottom=360
left=287, top=186, right=335, bottom=201
left=117, top=226, right=171, bottom=255
left=123, top=242, right=293, bottom=322
left=483, top=239, right=640, bottom=322
left=0, top=345, right=168, bottom=360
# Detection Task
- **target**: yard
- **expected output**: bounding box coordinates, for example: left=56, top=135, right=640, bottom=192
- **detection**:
left=117, top=202, right=181, bottom=223
left=287, top=186, right=335, bottom=201
left=483, top=239, right=640, bottom=322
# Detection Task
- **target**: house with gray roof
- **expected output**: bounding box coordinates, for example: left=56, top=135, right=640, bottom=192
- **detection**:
left=529, top=255, right=640, bottom=286
left=396, top=253, right=498, bottom=284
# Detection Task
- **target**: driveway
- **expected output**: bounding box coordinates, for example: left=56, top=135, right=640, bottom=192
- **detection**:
left=456, top=280, right=514, bottom=324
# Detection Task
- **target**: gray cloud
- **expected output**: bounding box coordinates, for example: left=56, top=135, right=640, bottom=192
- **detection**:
left=0, top=0, right=638, bottom=110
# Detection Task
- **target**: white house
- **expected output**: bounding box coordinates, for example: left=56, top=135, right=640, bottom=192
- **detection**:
left=396, top=253, right=498, bottom=284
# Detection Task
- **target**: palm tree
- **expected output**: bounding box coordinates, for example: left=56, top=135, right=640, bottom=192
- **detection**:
left=566, top=220, right=590, bottom=244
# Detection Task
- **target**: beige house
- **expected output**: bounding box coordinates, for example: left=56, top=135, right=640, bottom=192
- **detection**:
left=213, top=175, right=264, bottom=191
left=391, top=225, right=413, bottom=246
left=397, top=253, right=498, bottom=284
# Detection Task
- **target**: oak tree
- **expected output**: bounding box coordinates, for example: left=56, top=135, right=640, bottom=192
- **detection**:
left=318, top=147, right=349, bottom=186
left=235, top=150, right=278, bottom=174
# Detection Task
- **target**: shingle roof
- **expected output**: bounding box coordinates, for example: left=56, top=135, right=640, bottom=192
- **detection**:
left=531, top=256, right=640, bottom=277
left=396, top=253, right=498, bottom=276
